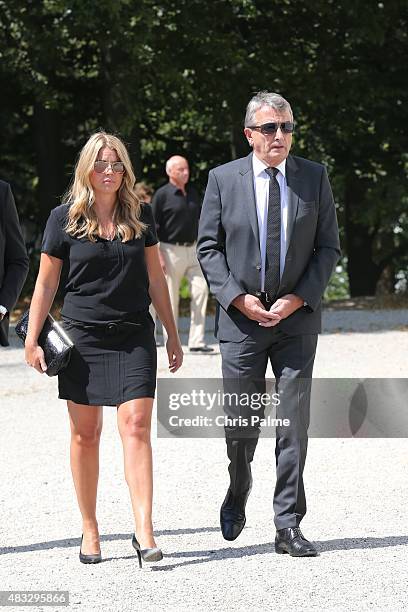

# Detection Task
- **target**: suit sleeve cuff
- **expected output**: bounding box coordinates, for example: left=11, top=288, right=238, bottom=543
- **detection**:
left=218, top=280, right=246, bottom=312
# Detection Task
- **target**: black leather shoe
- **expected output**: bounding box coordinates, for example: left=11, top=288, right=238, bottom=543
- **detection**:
left=79, top=534, right=102, bottom=564
left=275, top=527, right=318, bottom=557
left=189, top=345, right=214, bottom=353
left=220, top=488, right=250, bottom=541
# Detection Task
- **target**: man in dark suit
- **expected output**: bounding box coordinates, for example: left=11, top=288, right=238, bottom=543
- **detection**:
left=197, top=92, right=340, bottom=556
left=0, top=181, right=29, bottom=346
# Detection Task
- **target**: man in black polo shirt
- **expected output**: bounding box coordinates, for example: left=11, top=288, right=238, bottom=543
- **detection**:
left=151, top=156, right=213, bottom=352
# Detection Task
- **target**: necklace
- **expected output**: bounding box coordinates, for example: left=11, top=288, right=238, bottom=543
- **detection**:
left=94, top=204, right=117, bottom=240
left=100, top=225, right=116, bottom=241
left=97, top=218, right=116, bottom=241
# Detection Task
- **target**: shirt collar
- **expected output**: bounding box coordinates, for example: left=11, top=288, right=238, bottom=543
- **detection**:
left=168, top=181, right=188, bottom=194
left=252, top=153, right=286, bottom=179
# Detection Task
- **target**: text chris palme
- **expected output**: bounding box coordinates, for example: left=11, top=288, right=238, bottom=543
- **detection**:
left=166, top=390, right=290, bottom=428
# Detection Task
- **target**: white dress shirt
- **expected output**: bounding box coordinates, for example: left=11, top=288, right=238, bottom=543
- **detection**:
left=252, top=154, right=289, bottom=291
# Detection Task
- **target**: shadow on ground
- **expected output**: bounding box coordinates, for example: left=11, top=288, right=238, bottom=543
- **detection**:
left=2, top=531, right=408, bottom=568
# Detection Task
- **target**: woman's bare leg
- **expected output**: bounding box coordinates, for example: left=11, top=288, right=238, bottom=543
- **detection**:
left=117, top=398, right=157, bottom=548
left=68, top=400, right=103, bottom=555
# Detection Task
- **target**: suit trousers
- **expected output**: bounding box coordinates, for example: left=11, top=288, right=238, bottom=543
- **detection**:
left=219, top=324, right=318, bottom=530
left=157, top=242, right=209, bottom=348
left=0, top=315, right=10, bottom=346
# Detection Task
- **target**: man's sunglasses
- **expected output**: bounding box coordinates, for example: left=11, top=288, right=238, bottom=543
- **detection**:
left=94, top=160, right=125, bottom=173
left=248, top=121, right=295, bottom=135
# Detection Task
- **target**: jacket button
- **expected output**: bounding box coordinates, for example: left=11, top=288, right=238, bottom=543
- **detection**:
left=256, top=264, right=261, bottom=270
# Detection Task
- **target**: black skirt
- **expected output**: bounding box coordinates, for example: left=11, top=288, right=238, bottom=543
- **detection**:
left=58, top=312, right=157, bottom=406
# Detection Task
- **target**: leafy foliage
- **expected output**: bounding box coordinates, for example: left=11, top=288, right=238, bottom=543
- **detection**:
left=0, top=0, right=407, bottom=297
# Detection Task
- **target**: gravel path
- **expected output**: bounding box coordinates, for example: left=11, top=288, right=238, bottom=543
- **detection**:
left=0, top=311, right=407, bottom=611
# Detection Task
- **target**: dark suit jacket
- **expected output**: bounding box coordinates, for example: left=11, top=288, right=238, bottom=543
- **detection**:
left=197, top=153, right=341, bottom=341
left=0, top=180, right=29, bottom=345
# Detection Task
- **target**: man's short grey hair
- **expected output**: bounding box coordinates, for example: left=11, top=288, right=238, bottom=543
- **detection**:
left=244, top=91, right=293, bottom=127
left=165, top=157, right=174, bottom=174
left=165, top=155, right=188, bottom=174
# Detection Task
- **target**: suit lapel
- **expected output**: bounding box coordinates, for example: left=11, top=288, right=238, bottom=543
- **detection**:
left=239, top=153, right=260, bottom=246
left=285, top=155, right=300, bottom=251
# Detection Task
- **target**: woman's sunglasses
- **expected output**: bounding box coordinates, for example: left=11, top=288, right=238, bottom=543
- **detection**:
left=94, top=160, right=125, bottom=173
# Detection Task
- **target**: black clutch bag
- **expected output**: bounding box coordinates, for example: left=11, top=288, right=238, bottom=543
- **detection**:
left=15, top=310, right=74, bottom=377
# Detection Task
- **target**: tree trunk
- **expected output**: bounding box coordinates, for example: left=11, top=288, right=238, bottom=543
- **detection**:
left=376, top=264, right=396, bottom=296
left=344, top=176, right=381, bottom=296
left=33, top=104, right=62, bottom=224
left=127, top=125, right=142, bottom=179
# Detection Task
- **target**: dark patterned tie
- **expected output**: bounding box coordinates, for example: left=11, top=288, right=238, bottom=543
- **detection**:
left=264, top=167, right=281, bottom=300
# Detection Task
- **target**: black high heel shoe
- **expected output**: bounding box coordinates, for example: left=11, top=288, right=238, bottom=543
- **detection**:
left=79, top=534, right=102, bottom=564
left=131, top=534, right=163, bottom=568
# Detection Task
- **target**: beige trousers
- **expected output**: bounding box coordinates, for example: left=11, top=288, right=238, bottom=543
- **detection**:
left=155, top=241, right=209, bottom=348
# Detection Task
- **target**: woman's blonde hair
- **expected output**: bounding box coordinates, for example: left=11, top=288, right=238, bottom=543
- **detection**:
left=63, top=132, right=146, bottom=242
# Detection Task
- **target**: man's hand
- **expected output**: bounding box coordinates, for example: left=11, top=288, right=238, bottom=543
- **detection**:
left=268, top=293, right=304, bottom=321
left=231, top=294, right=281, bottom=326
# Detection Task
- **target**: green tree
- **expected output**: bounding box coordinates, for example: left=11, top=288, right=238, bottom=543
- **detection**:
left=1, top=0, right=407, bottom=297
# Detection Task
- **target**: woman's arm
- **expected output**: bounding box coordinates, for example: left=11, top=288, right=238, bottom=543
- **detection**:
left=144, top=244, right=183, bottom=373
left=25, top=253, right=63, bottom=373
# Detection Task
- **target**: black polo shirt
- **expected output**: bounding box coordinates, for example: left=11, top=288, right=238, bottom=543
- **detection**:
left=41, top=203, right=158, bottom=324
left=151, top=182, right=201, bottom=243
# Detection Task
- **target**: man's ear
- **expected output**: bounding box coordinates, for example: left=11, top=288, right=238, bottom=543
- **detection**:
left=243, top=127, right=253, bottom=146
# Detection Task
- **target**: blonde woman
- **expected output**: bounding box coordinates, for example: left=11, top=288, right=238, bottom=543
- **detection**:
left=25, top=132, right=183, bottom=566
